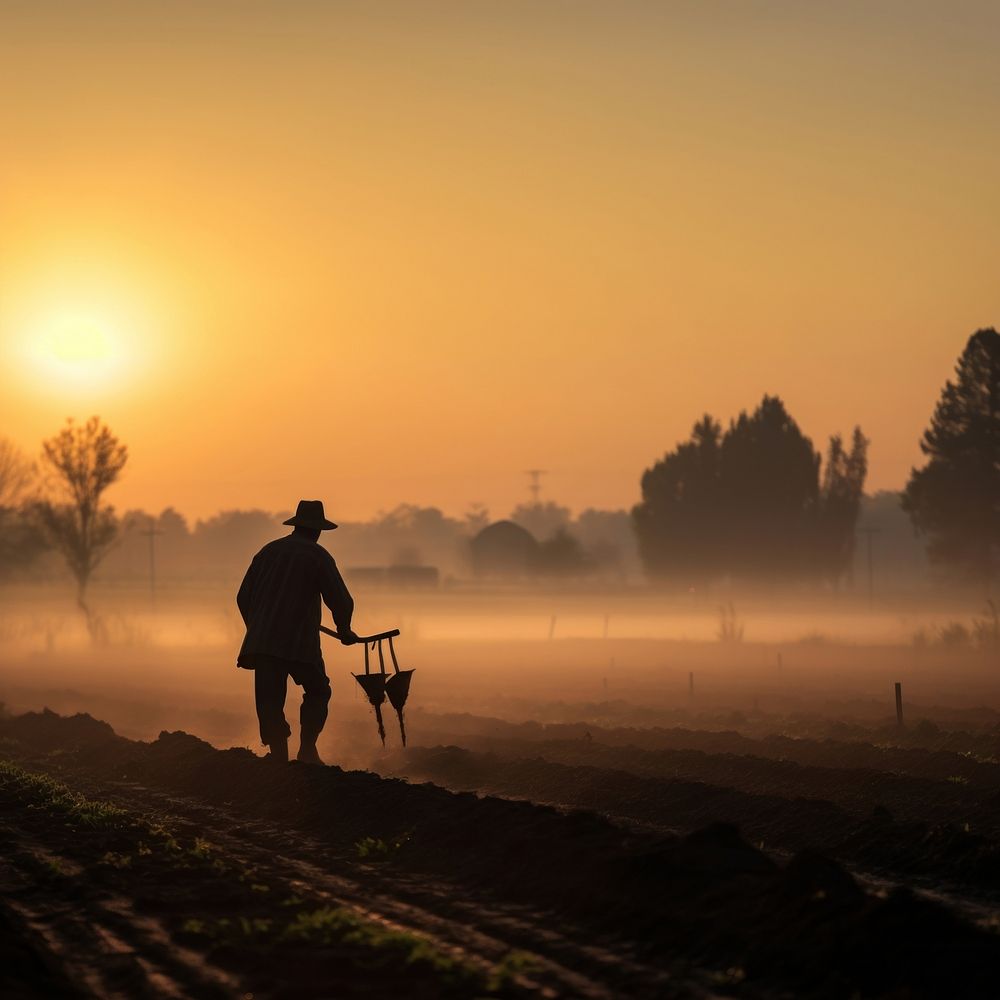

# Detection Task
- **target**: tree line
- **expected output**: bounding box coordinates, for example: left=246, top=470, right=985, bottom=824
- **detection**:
left=632, top=397, right=868, bottom=585
left=0, top=433, right=639, bottom=593
left=632, top=328, right=999, bottom=588
left=2, top=327, right=997, bottom=596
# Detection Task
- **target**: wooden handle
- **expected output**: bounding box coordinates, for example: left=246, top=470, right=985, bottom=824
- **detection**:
left=319, top=625, right=400, bottom=643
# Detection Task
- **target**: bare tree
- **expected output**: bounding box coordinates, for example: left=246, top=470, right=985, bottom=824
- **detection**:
left=0, top=438, right=45, bottom=577
left=35, top=417, right=128, bottom=615
left=0, top=437, right=35, bottom=508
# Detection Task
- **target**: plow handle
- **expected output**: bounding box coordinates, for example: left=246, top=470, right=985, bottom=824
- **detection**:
left=319, top=625, right=400, bottom=643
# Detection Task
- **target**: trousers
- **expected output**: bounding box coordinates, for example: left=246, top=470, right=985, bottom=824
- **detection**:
left=252, top=656, right=331, bottom=747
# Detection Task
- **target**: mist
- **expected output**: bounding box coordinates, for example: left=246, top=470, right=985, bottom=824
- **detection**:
left=3, top=2, right=1000, bottom=991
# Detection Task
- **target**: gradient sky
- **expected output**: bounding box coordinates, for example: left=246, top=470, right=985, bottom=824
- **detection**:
left=1, top=1, right=998, bottom=521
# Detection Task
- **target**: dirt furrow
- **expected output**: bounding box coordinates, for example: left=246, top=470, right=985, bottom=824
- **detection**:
left=378, top=744, right=1000, bottom=902
left=0, top=856, right=234, bottom=1000
left=406, top=711, right=1000, bottom=783
left=7, top=710, right=1000, bottom=999
left=49, top=773, right=700, bottom=1000
left=0, top=745, right=528, bottom=999
left=411, top=738, right=1000, bottom=827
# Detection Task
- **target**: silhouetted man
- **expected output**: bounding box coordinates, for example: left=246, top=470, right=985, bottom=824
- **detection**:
left=236, top=500, right=357, bottom=764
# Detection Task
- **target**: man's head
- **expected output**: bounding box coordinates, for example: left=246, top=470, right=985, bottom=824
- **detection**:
left=283, top=500, right=337, bottom=541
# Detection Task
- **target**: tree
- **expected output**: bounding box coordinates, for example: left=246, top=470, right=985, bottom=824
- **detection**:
left=35, top=417, right=128, bottom=612
left=510, top=501, right=572, bottom=541
left=0, top=437, right=35, bottom=507
left=536, top=528, right=589, bottom=575
left=463, top=502, right=491, bottom=536
left=192, top=509, right=279, bottom=577
left=634, top=396, right=866, bottom=584
left=719, top=396, right=821, bottom=578
left=903, top=328, right=1000, bottom=585
left=0, top=505, right=49, bottom=578
left=816, top=427, right=869, bottom=583
left=0, top=438, right=47, bottom=577
left=632, top=415, right=724, bottom=583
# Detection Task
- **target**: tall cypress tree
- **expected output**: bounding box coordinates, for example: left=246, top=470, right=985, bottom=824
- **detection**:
left=817, top=427, right=869, bottom=584
left=903, top=328, right=1000, bottom=585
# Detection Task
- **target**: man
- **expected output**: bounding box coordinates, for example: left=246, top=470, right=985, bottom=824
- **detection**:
left=237, top=499, right=358, bottom=764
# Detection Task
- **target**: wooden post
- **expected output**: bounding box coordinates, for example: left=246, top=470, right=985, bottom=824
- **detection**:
left=894, top=682, right=903, bottom=726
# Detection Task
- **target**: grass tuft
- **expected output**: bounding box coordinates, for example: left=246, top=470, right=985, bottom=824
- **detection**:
left=0, top=759, right=131, bottom=831
left=354, top=829, right=412, bottom=862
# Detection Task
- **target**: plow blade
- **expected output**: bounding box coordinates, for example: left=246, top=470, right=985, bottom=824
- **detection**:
left=353, top=673, right=388, bottom=746
left=384, top=669, right=415, bottom=746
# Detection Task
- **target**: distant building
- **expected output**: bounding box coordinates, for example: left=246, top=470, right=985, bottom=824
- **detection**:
left=470, top=520, right=540, bottom=578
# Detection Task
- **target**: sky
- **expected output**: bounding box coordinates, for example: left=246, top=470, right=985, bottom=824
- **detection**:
left=1, top=1, right=998, bottom=522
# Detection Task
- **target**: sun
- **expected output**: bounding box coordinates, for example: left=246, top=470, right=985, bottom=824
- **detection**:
left=50, top=321, right=110, bottom=360
left=25, top=314, right=130, bottom=389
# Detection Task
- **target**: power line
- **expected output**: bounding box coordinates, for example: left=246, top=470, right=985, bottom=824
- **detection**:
left=140, top=517, right=165, bottom=608
left=524, top=469, right=548, bottom=505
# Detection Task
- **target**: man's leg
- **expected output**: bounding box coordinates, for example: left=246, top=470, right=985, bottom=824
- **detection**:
left=290, top=660, right=331, bottom=764
left=254, top=661, right=291, bottom=762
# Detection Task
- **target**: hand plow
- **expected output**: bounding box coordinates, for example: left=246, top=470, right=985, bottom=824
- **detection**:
left=319, top=626, right=414, bottom=747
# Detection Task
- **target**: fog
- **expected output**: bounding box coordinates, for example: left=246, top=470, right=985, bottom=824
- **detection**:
left=3, top=577, right=998, bottom=768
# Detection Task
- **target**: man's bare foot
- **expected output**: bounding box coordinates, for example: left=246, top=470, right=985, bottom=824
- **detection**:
left=296, top=743, right=324, bottom=766
left=265, top=738, right=288, bottom=763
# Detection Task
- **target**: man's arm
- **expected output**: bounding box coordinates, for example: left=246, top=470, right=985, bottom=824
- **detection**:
left=236, top=559, right=256, bottom=625
left=320, top=557, right=356, bottom=642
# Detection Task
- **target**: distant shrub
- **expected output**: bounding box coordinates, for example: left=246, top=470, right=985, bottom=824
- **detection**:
left=914, top=609, right=999, bottom=652
left=972, top=601, right=999, bottom=653
left=796, top=632, right=832, bottom=647
left=939, top=622, right=972, bottom=649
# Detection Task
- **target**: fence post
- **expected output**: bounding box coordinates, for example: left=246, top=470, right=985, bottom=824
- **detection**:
left=894, top=681, right=903, bottom=726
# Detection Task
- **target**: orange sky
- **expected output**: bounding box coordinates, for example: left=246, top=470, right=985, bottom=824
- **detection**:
left=1, top=2, right=998, bottom=521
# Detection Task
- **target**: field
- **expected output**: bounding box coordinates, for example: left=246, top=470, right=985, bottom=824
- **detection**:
left=2, top=584, right=1000, bottom=997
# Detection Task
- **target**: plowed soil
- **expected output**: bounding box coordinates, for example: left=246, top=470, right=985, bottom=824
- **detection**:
left=2, top=710, right=1000, bottom=998
left=374, top=711, right=1000, bottom=901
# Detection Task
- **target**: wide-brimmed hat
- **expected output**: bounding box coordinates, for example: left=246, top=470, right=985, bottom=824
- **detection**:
left=283, top=499, right=338, bottom=531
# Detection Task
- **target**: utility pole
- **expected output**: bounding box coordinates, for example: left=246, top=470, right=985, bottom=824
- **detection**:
left=859, top=526, right=880, bottom=608
left=140, top=517, right=164, bottom=609
left=524, top=469, right=547, bottom=506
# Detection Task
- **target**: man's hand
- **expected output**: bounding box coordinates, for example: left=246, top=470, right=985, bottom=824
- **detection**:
left=338, top=628, right=360, bottom=645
